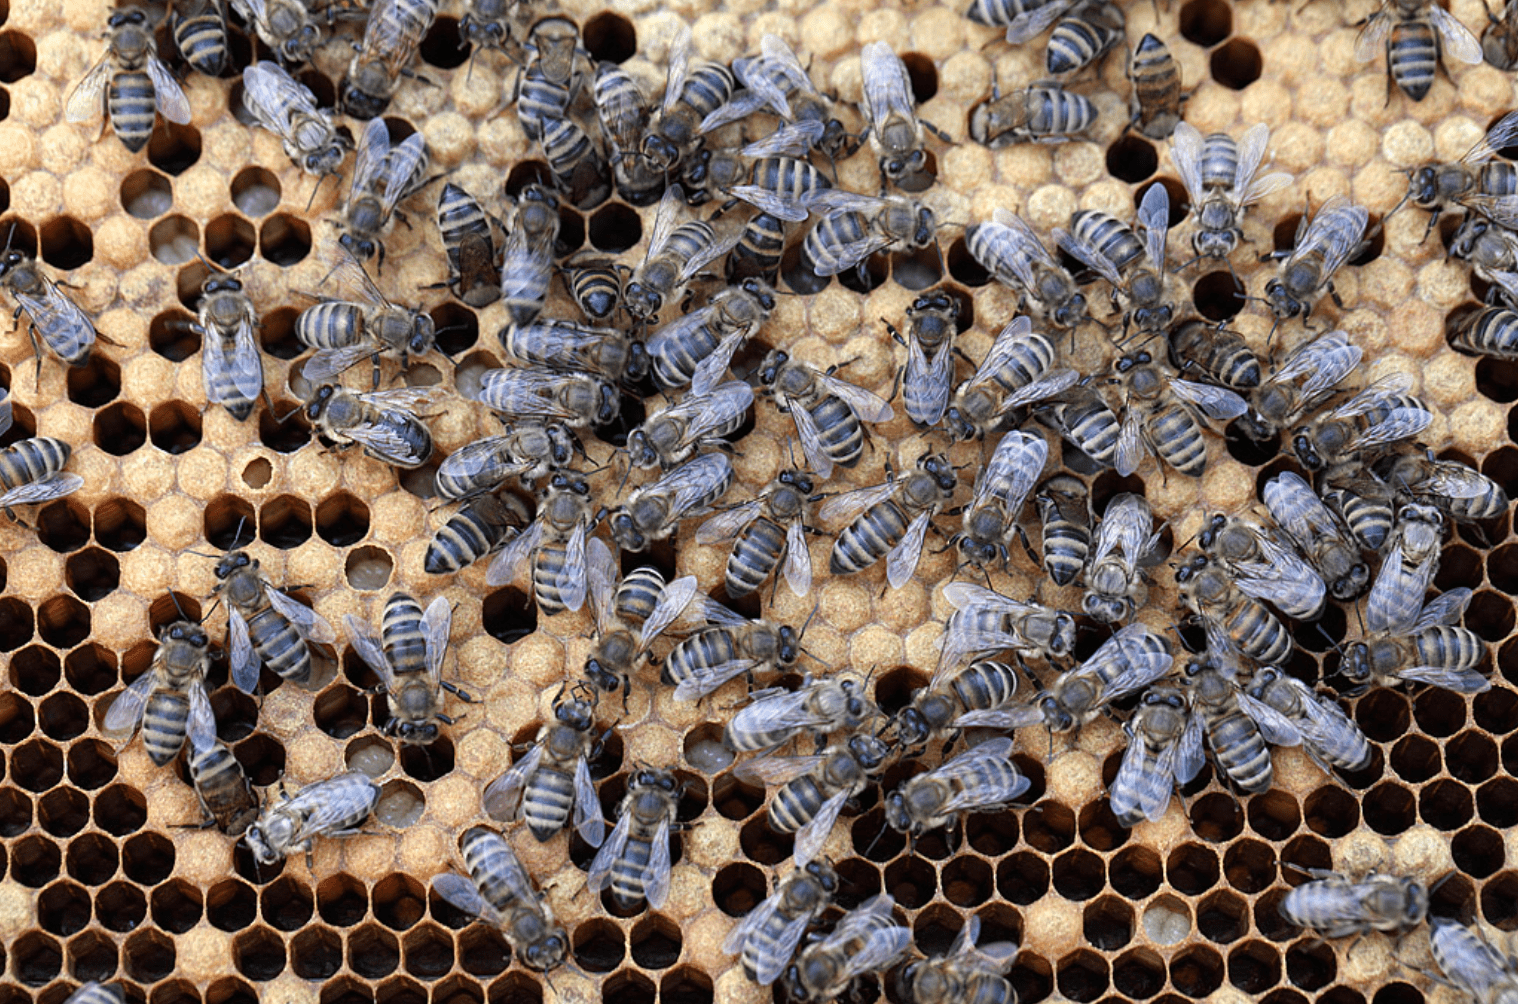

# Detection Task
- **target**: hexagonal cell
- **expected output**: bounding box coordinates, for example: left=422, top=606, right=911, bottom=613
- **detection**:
left=1390, top=733, right=1440, bottom=784
left=38, top=879, right=91, bottom=935
left=318, top=976, right=374, bottom=1004
left=375, top=778, right=424, bottom=830
left=11, top=645, right=59, bottom=695
left=993, top=850, right=1050, bottom=905
left=67, top=738, right=117, bottom=789
left=37, top=594, right=89, bottom=647
left=1198, top=888, right=1250, bottom=944
left=40, top=216, right=92, bottom=269
left=233, top=925, right=285, bottom=980
left=261, top=875, right=314, bottom=931
left=1142, top=894, right=1191, bottom=946
left=1056, top=948, right=1109, bottom=1003
left=63, top=831, right=117, bottom=887
left=67, top=929, right=117, bottom=983
left=0, top=693, right=32, bottom=746
left=121, top=168, right=173, bottom=218
left=124, top=927, right=176, bottom=982
left=1421, top=778, right=1475, bottom=831
left=122, top=832, right=174, bottom=885
left=457, top=924, right=510, bottom=976
left=146, top=400, right=203, bottom=455
left=1220, top=837, right=1276, bottom=895
left=1052, top=848, right=1105, bottom=902
left=1171, top=944, right=1226, bottom=998
left=291, top=925, right=342, bottom=980
left=1167, top=842, right=1219, bottom=896
left=38, top=692, right=88, bottom=743
left=482, top=587, right=538, bottom=644
left=94, top=880, right=146, bottom=933
left=941, top=855, right=992, bottom=908
left=206, top=213, right=256, bottom=267
left=1081, top=895, right=1133, bottom=951
left=149, top=979, right=202, bottom=1004
left=13, top=738, right=63, bottom=792
left=1364, top=781, right=1418, bottom=835
left=743, top=813, right=796, bottom=865
left=1474, top=690, right=1518, bottom=742
left=1023, top=799, right=1075, bottom=853
left=1415, top=688, right=1469, bottom=737
left=1228, top=939, right=1281, bottom=993
left=38, top=500, right=92, bottom=554
left=204, top=494, right=257, bottom=550
left=37, top=785, right=88, bottom=837
left=374, top=873, right=428, bottom=931
left=1109, top=844, right=1162, bottom=900
left=1190, top=792, right=1245, bottom=842
left=399, top=735, right=454, bottom=782
left=149, top=214, right=200, bottom=263
left=65, top=546, right=121, bottom=602
left=148, top=878, right=203, bottom=934
left=314, top=684, right=370, bottom=739
left=12, top=930, right=61, bottom=986
left=628, top=913, right=681, bottom=969
left=0, top=597, right=32, bottom=650
left=94, top=497, right=147, bottom=551
left=1285, top=938, right=1336, bottom=991
left=1355, top=688, right=1410, bottom=743
left=348, top=921, right=400, bottom=978
left=1111, top=947, right=1164, bottom=1000
left=711, top=862, right=765, bottom=918
left=1479, top=777, right=1518, bottom=828
left=318, top=873, right=368, bottom=927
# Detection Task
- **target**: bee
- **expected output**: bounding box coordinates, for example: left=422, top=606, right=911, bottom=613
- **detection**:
left=172, top=0, right=229, bottom=76
left=1264, top=195, right=1370, bottom=324
left=722, top=859, right=840, bottom=986
left=966, top=210, right=1088, bottom=330
left=1128, top=32, right=1183, bottom=140
left=0, top=238, right=97, bottom=379
left=894, top=659, right=1024, bottom=750
left=1483, top=0, right=1518, bottom=68
left=937, top=583, right=1077, bottom=676
left=952, top=429, right=1047, bottom=570
left=501, top=317, right=650, bottom=386
left=608, top=451, right=735, bottom=553
left=483, top=683, right=605, bottom=845
left=1183, top=648, right=1293, bottom=795
left=304, top=384, right=437, bottom=469
left=102, top=620, right=215, bottom=767
left=434, top=423, right=577, bottom=500
left=1056, top=183, right=1178, bottom=339
left=799, top=190, right=937, bottom=281
left=345, top=593, right=470, bottom=745
left=625, top=184, right=743, bottom=324
left=431, top=826, right=571, bottom=972
left=594, top=65, right=663, bottom=208
left=886, top=289, right=959, bottom=428
left=968, top=81, right=1099, bottom=146
left=1012, top=622, right=1177, bottom=736
left=1199, top=511, right=1328, bottom=621
left=821, top=452, right=958, bottom=590
left=968, top=0, right=1074, bottom=42
left=0, top=392, right=84, bottom=520
left=1044, top=382, right=1122, bottom=467
left=626, top=381, right=755, bottom=471
left=735, top=734, right=893, bottom=866
left=1404, top=110, right=1518, bottom=234
left=1235, top=329, right=1363, bottom=443
left=1240, top=666, right=1373, bottom=773
left=860, top=41, right=946, bottom=189
left=884, top=737, right=1030, bottom=836
left=214, top=548, right=338, bottom=694
left=296, top=253, right=437, bottom=386
left=1280, top=870, right=1427, bottom=940
left=340, top=0, right=438, bottom=118
left=1034, top=474, right=1091, bottom=587
left=499, top=185, right=560, bottom=327
left=1374, top=452, right=1509, bottom=522
left=524, top=16, right=587, bottom=96
left=61, top=983, right=126, bottom=1004
left=706, top=34, right=857, bottom=165
left=1167, top=318, right=1261, bottom=391
left=1430, top=919, right=1518, bottom=1004
left=680, top=122, right=830, bottom=216
left=1289, top=373, right=1433, bottom=471
left=579, top=536, right=698, bottom=703
left=724, top=674, right=877, bottom=754
left=1082, top=493, right=1162, bottom=624
left=194, top=270, right=263, bottom=422
left=1366, top=503, right=1457, bottom=652
left=729, top=212, right=788, bottom=284
left=486, top=472, right=596, bottom=614
left=646, top=277, right=777, bottom=394
left=943, top=315, right=1080, bottom=443
left=1109, top=682, right=1204, bottom=827
left=336, top=118, right=431, bottom=268
left=900, top=915, right=1019, bottom=1004
left=1175, top=554, right=1292, bottom=666
left=241, top=62, right=351, bottom=180
left=65, top=7, right=194, bottom=154
left=642, top=25, right=736, bottom=173
left=757, top=351, right=895, bottom=478
left=458, top=0, right=519, bottom=58
left=1356, top=0, right=1482, bottom=101
left=425, top=493, right=529, bottom=575
left=1448, top=301, right=1518, bottom=358
left=564, top=253, right=628, bottom=322
left=186, top=733, right=258, bottom=836
left=783, top=894, right=913, bottom=1003
left=1170, top=122, right=1292, bottom=263
left=1320, top=473, right=1397, bottom=552
left=469, top=366, right=620, bottom=429
left=1351, top=583, right=1490, bottom=695
left=1045, top=0, right=1125, bottom=75
left=697, top=469, right=818, bottom=600
left=230, top=0, right=328, bottom=65
left=1262, top=471, right=1371, bottom=602
left=662, top=607, right=807, bottom=701
left=244, top=770, right=381, bottom=866
left=1113, top=349, right=1249, bottom=478
left=588, top=768, right=681, bottom=910
left=539, top=113, right=614, bottom=210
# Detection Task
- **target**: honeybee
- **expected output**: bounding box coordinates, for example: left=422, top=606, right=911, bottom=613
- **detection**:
left=340, top=0, right=438, bottom=118
left=1289, top=373, right=1433, bottom=472
left=706, top=34, right=857, bottom=165
left=1034, top=474, right=1092, bottom=587
left=588, top=768, right=681, bottom=910
left=1183, top=648, right=1289, bottom=795
left=1320, top=476, right=1397, bottom=552
left=987, top=623, right=1173, bottom=734
left=626, top=184, right=743, bottom=324
left=241, top=62, right=351, bottom=180
left=457, top=0, right=519, bottom=58
left=642, top=25, right=736, bottom=173
left=345, top=593, right=470, bottom=745
left=61, top=983, right=126, bottom=1004
left=887, top=289, right=959, bottom=428
left=1199, top=511, right=1328, bottom=621
left=697, top=468, right=818, bottom=599
left=1483, top=0, right=1518, bottom=68
left=952, top=429, right=1047, bottom=570
left=501, top=317, right=650, bottom=386
left=1175, top=553, right=1293, bottom=666
left=304, top=384, right=437, bottom=469
left=724, top=674, right=878, bottom=754
left=425, top=493, right=529, bottom=576
left=1109, top=681, right=1204, bottom=827
left=943, top=315, right=1080, bottom=443
left=1374, top=451, right=1510, bottom=522
left=968, top=0, right=1074, bottom=42
left=894, top=659, right=1024, bottom=750
left=966, top=210, right=1088, bottom=330
left=65, top=7, right=193, bottom=154
left=214, top=548, right=337, bottom=694
left=968, top=82, right=1099, bottom=146
left=0, top=392, right=85, bottom=519
left=626, top=381, right=754, bottom=471
left=1430, top=919, right=1518, bottom=1004
left=296, top=252, right=437, bottom=386
left=172, top=0, right=229, bottom=76
left=1167, top=318, right=1261, bottom=391
left=469, top=366, right=620, bottom=429
left=1262, top=471, right=1370, bottom=602
left=758, top=351, right=894, bottom=479
left=735, top=734, right=893, bottom=866
left=563, top=254, right=629, bottom=322
left=1280, top=870, right=1427, bottom=939
left=1350, top=583, right=1490, bottom=694
left=1240, top=666, right=1373, bottom=773
left=681, top=122, right=830, bottom=216
left=244, top=770, right=381, bottom=866
left=1448, top=301, right=1518, bottom=358
left=486, top=472, right=596, bottom=614
left=608, top=452, right=735, bottom=553
left=580, top=536, right=696, bottom=703
left=1043, top=382, right=1121, bottom=468
left=938, top=583, right=1077, bottom=676
left=483, top=683, right=605, bottom=846
left=800, top=190, right=938, bottom=281
left=729, top=212, right=787, bottom=284
left=1264, top=195, right=1370, bottom=324
left=1170, top=122, right=1292, bottom=263
left=1056, top=183, right=1178, bottom=339
left=783, top=895, right=913, bottom=1003
left=860, top=41, right=947, bottom=188
left=1128, top=33, right=1183, bottom=140
left=194, top=270, right=263, bottom=422
left=187, top=733, right=258, bottom=836
left=884, top=737, right=1030, bottom=835
left=593, top=59, right=654, bottom=194
left=1356, top=0, right=1482, bottom=101
left=0, top=238, right=98, bottom=379
left=1044, top=0, right=1124, bottom=75
left=498, top=185, right=560, bottom=327
left=539, top=115, right=614, bottom=210
left=1083, top=493, right=1163, bottom=625
left=900, top=915, right=1019, bottom=1004
left=432, top=826, right=570, bottom=972
left=434, top=423, right=577, bottom=500
left=821, top=452, right=958, bottom=590
left=1113, top=349, right=1248, bottom=478
left=435, top=183, right=500, bottom=308
left=722, top=859, right=840, bottom=986
left=646, top=277, right=777, bottom=394
left=230, top=0, right=329, bottom=65
left=102, top=620, right=215, bottom=767
left=662, top=607, right=807, bottom=701
left=1235, top=329, right=1363, bottom=443
left=335, top=118, right=430, bottom=268
left=1405, top=110, right=1518, bottom=233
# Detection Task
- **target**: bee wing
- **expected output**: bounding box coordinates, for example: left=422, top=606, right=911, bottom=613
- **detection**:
left=860, top=41, right=914, bottom=133
left=659, top=453, right=734, bottom=516
left=574, top=756, right=607, bottom=847
left=475, top=369, right=585, bottom=421
left=1052, top=227, right=1123, bottom=286
left=204, top=319, right=265, bottom=408
left=1355, top=9, right=1394, bottom=61
left=935, top=744, right=1031, bottom=812
left=760, top=33, right=818, bottom=94
left=642, top=817, right=674, bottom=909
left=1001, top=367, right=1080, bottom=413
left=968, top=316, right=1035, bottom=387
left=586, top=536, right=619, bottom=633
left=421, top=596, right=451, bottom=684
left=1431, top=4, right=1485, bottom=63
left=731, top=688, right=823, bottom=735
left=1413, top=587, right=1472, bottom=631
left=242, top=62, right=315, bottom=130
left=1138, top=182, right=1170, bottom=273
left=784, top=517, right=813, bottom=597
left=728, top=183, right=812, bottom=223
left=696, top=499, right=764, bottom=543
left=742, top=122, right=827, bottom=159
left=807, top=230, right=893, bottom=277
left=147, top=57, right=194, bottom=124
left=1092, top=493, right=1151, bottom=567
left=904, top=327, right=953, bottom=426
left=999, top=212, right=1063, bottom=270
left=290, top=776, right=379, bottom=838
left=1393, top=666, right=1491, bottom=693
left=690, top=332, right=751, bottom=395
left=185, top=682, right=217, bottom=755
left=677, top=226, right=743, bottom=283
left=641, top=574, right=700, bottom=647
left=1407, top=464, right=1497, bottom=499
left=818, top=481, right=897, bottom=526
left=804, top=189, right=887, bottom=216
left=1111, top=733, right=1165, bottom=824
left=1115, top=406, right=1146, bottom=477
left=1171, top=378, right=1249, bottom=421
left=560, top=522, right=589, bottom=614
left=1297, top=195, right=1370, bottom=280
left=673, top=656, right=758, bottom=701
left=227, top=607, right=260, bottom=694
left=941, top=582, right=1033, bottom=615
left=350, top=117, right=392, bottom=200
left=486, top=518, right=541, bottom=588
left=102, top=669, right=157, bottom=738
left=660, top=25, right=694, bottom=117
left=0, top=389, right=9, bottom=437
left=790, top=400, right=835, bottom=480
left=886, top=510, right=933, bottom=589
left=1172, top=708, right=1206, bottom=784
left=733, top=753, right=823, bottom=786
left=1003, top=0, right=1074, bottom=42
left=482, top=744, right=542, bottom=821
left=1230, top=537, right=1326, bottom=620
left=951, top=704, right=1046, bottom=729
left=379, top=134, right=429, bottom=214
left=1091, top=624, right=1174, bottom=700
left=344, top=612, right=395, bottom=687
left=1169, top=122, right=1207, bottom=206
left=972, top=430, right=1046, bottom=514
left=431, top=873, right=502, bottom=925
left=1237, top=689, right=1303, bottom=746
left=64, top=58, right=113, bottom=123
left=753, top=912, right=814, bottom=985
left=303, top=344, right=377, bottom=383
left=644, top=185, right=686, bottom=264
left=700, top=88, right=774, bottom=134
left=0, top=472, right=84, bottom=508
left=1320, top=372, right=1414, bottom=419
left=792, top=788, right=850, bottom=868
left=1365, top=548, right=1429, bottom=635
left=1230, top=123, right=1287, bottom=205
left=820, top=373, right=895, bottom=424
left=267, top=587, right=337, bottom=644
left=587, top=808, right=633, bottom=894
left=1263, top=472, right=1345, bottom=547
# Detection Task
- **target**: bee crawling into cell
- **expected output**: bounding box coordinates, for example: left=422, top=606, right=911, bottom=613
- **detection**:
left=243, top=770, right=382, bottom=868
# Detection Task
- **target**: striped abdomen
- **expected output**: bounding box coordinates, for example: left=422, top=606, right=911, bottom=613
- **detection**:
left=807, top=396, right=864, bottom=468
left=296, top=303, right=364, bottom=349
left=1147, top=404, right=1207, bottom=475
left=142, top=690, right=190, bottom=765
left=610, top=834, right=658, bottom=907
left=522, top=765, right=575, bottom=842
left=109, top=70, right=157, bottom=152
left=246, top=605, right=313, bottom=685
left=533, top=542, right=576, bottom=614
left=0, top=437, right=70, bottom=489
left=727, top=517, right=784, bottom=597
left=1203, top=706, right=1272, bottom=793
left=830, top=500, right=908, bottom=575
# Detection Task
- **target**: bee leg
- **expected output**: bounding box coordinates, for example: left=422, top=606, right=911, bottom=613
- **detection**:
left=922, top=119, right=953, bottom=143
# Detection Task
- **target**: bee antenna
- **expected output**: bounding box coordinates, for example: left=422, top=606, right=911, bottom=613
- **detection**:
left=270, top=399, right=306, bottom=425
left=306, top=174, right=325, bottom=214
left=863, top=815, right=891, bottom=859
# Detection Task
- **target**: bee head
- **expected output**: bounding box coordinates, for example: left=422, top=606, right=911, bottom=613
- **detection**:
left=913, top=289, right=956, bottom=316
left=775, top=625, right=800, bottom=665
left=954, top=532, right=998, bottom=568
left=204, top=276, right=241, bottom=295
left=894, top=708, right=930, bottom=748
left=243, top=825, right=277, bottom=865
left=610, top=510, right=645, bottom=552
left=1081, top=593, right=1130, bottom=624
left=1053, top=293, right=1087, bottom=329
left=1290, top=428, right=1324, bottom=470
left=213, top=549, right=254, bottom=580
left=641, top=134, right=680, bottom=171
left=805, top=859, right=838, bottom=892
left=1049, top=612, right=1077, bottom=657
left=593, top=381, right=620, bottom=426
left=778, top=468, right=814, bottom=494
left=741, top=277, right=777, bottom=311
left=339, top=232, right=378, bottom=262
left=523, top=934, right=568, bottom=972
left=911, top=204, right=936, bottom=246
left=942, top=406, right=974, bottom=443
left=408, top=315, right=437, bottom=357
left=163, top=621, right=209, bottom=648
left=306, top=384, right=337, bottom=420
left=848, top=733, right=891, bottom=770
left=623, top=282, right=661, bottom=321
left=545, top=425, right=577, bottom=468
left=920, top=453, right=956, bottom=490
left=757, top=350, right=789, bottom=386
left=393, top=721, right=440, bottom=745
left=624, top=341, right=651, bottom=382
left=1037, top=694, right=1072, bottom=732
left=624, top=429, right=659, bottom=470
left=882, top=789, right=911, bottom=832
left=1263, top=279, right=1301, bottom=319
left=1198, top=513, right=1228, bottom=550
left=1133, top=303, right=1172, bottom=332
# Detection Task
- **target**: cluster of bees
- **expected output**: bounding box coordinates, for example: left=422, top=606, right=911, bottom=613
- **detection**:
left=4, top=0, right=1518, bottom=997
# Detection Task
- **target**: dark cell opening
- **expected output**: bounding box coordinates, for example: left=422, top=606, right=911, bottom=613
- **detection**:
left=0, top=597, right=31, bottom=650
left=65, top=547, right=120, bottom=602
left=148, top=121, right=202, bottom=176
left=1228, top=940, right=1280, bottom=993
left=892, top=242, right=943, bottom=290
left=350, top=923, right=401, bottom=979
left=40, top=216, right=92, bottom=270
left=95, top=880, right=147, bottom=931
left=1171, top=945, right=1225, bottom=997
left=37, top=786, right=86, bottom=844
left=1057, top=949, right=1109, bottom=1003
left=1179, top=0, right=1232, bottom=45
left=12, top=833, right=58, bottom=886
left=206, top=214, right=257, bottom=268
left=94, top=783, right=147, bottom=836
left=1109, top=845, right=1161, bottom=899
left=292, top=926, right=343, bottom=980
left=92, top=401, right=147, bottom=456
left=1436, top=543, right=1483, bottom=593
left=1211, top=37, right=1262, bottom=89
left=457, top=926, right=510, bottom=976
left=589, top=202, right=643, bottom=253
left=1468, top=589, right=1515, bottom=640
left=1391, top=734, right=1441, bottom=783
left=1197, top=890, right=1248, bottom=944
left=320, top=977, right=376, bottom=1004
left=234, top=926, right=285, bottom=981
left=505, top=161, right=556, bottom=198
left=482, top=587, right=537, bottom=644
left=147, top=592, right=202, bottom=636
left=629, top=913, right=681, bottom=969
left=152, top=879, right=205, bottom=933
left=742, top=813, right=795, bottom=865
left=1348, top=214, right=1384, bottom=266
left=997, top=851, right=1052, bottom=904
left=574, top=918, right=626, bottom=973
left=38, top=693, right=87, bottom=742
left=1111, top=948, right=1164, bottom=999
left=1285, top=940, right=1335, bottom=991
left=68, top=928, right=118, bottom=983
left=1356, top=688, right=1410, bottom=742
left=1482, top=870, right=1518, bottom=928
left=316, top=491, right=370, bottom=545
left=204, top=495, right=258, bottom=554
left=431, top=302, right=479, bottom=357
left=1190, top=793, right=1244, bottom=842
left=14, top=738, right=64, bottom=792
left=1052, top=848, right=1106, bottom=902
left=1364, top=782, right=1417, bottom=835
left=66, top=352, right=120, bottom=408
left=1452, top=727, right=1500, bottom=784
left=781, top=240, right=831, bottom=295
left=398, top=457, right=443, bottom=502
left=1246, top=790, right=1300, bottom=841
left=0, top=215, right=36, bottom=255
left=1302, top=787, right=1359, bottom=837
left=122, top=832, right=175, bottom=885
left=38, top=879, right=91, bottom=935
left=661, top=967, right=713, bottom=1004
left=149, top=309, right=200, bottom=361
left=374, top=873, right=428, bottom=931
left=885, top=855, right=938, bottom=909
left=148, top=400, right=202, bottom=454
left=231, top=166, right=281, bottom=217
left=0, top=691, right=31, bottom=743
left=0, top=29, right=34, bottom=81
left=711, top=862, right=765, bottom=917
left=1476, top=357, right=1518, bottom=403
left=11, top=645, right=58, bottom=695
left=1421, top=778, right=1475, bottom=830
left=583, top=12, right=636, bottom=63
left=1415, top=688, right=1469, bottom=737
left=259, top=494, right=312, bottom=549
left=966, top=805, right=1020, bottom=856
left=602, top=969, right=655, bottom=1004
left=314, top=684, right=369, bottom=739
left=1167, top=843, right=1219, bottom=895
left=402, top=922, right=454, bottom=979
left=420, top=16, right=469, bottom=68
left=900, top=51, right=938, bottom=102
left=124, top=928, right=176, bottom=983
left=1194, top=271, right=1246, bottom=321
left=318, top=873, right=368, bottom=926
left=399, top=735, right=455, bottom=782
left=12, top=930, right=60, bottom=986
left=945, top=236, right=991, bottom=286
left=262, top=875, right=314, bottom=931
left=1024, top=800, right=1076, bottom=853
left=1453, top=825, right=1505, bottom=879
left=942, top=856, right=993, bottom=907
left=1107, top=135, right=1158, bottom=183
left=258, top=397, right=312, bottom=452
left=260, top=213, right=311, bottom=266
left=1083, top=895, right=1133, bottom=950
left=836, top=252, right=891, bottom=295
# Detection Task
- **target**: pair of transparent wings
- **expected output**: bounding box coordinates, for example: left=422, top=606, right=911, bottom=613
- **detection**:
left=1209, top=517, right=1327, bottom=621
left=860, top=41, right=917, bottom=142
left=1256, top=329, right=1365, bottom=428
left=702, top=33, right=818, bottom=133
left=800, top=895, right=913, bottom=988
left=202, top=308, right=264, bottom=412
left=774, top=361, right=894, bottom=479
left=1114, top=372, right=1248, bottom=477
left=1240, top=668, right=1372, bottom=775
left=801, top=190, right=929, bottom=277
left=1054, top=183, right=1170, bottom=291
left=967, top=429, right=1048, bottom=521
left=242, top=61, right=322, bottom=135
left=937, top=582, right=1063, bottom=678
left=228, top=581, right=337, bottom=693
left=473, top=367, right=610, bottom=425
left=65, top=42, right=193, bottom=127
left=486, top=508, right=589, bottom=612
left=431, top=833, right=546, bottom=927
left=642, top=184, right=743, bottom=283
left=958, top=317, right=1080, bottom=425
left=265, top=772, right=382, bottom=847
left=1111, top=690, right=1204, bottom=824
left=348, top=117, right=430, bottom=222
left=910, top=736, right=1031, bottom=812
left=1364, top=511, right=1446, bottom=635
left=303, top=253, right=425, bottom=382
left=1089, top=492, right=1158, bottom=576
left=8, top=272, right=97, bottom=365
left=1281, top=195, right=1372, bottom=288
left=696, top=489, right=814, bottom=599
left=1262, top=471, right=1360, bottom=561
left=102, top=672, right=216, bottom=751
left=639, top=381, right=755, bottom=467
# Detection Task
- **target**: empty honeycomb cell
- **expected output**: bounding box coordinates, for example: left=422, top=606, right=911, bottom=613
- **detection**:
left=123, top=927, right=176, bottom=983
left=574, top=918, right=625, bottom=974
left=964, top=803, right=1019, bottom=855
left=997, top=851, right=1052, bottom=904
left=0, top=599, right=31, bottom=652
left=1194, top=271, right=1247, bottom=323
left=1435, top=544, right=1483, bottom=593
left=1228, top=939, right=1281, bottom=994
left=456, top=925, right=510, bottom=977
left=589, top=203, right=642, bottom=254
left=1355, top=689, right=1410, bottom=743
left=1265, top=992, right=1309, bottom=1004
left=206, top=214, right=256, bottom=268
left=1479, top=777, right=1518, bottom=827
left=92, top=401, right=147, bottom=457
left=67, top=930, right=117, bottom=983
left=38, top=693, right=88, bottom=743
left=95, top=881, right=147, bottom=934
left=628, top=913, right=681, bottom=970
left=37, top=501, right=92, bottom=555
left=233, top=925, right=286, bottom=981
left=473, top=587, right=534, bottom=644
left=147, top=594, right=201, bottom=637
left=39, top=216, right=92, bottom=270
left=321, top=976, right=375, bottom=1004
left=940, top=855, right=992, bottom=907
left=1475, top=690, right=1518, bottom=740
left=401, top=736, right=455, bottom=782
left=1057, top=948, right=1110, bottom=1003
left=913, top=905, right=964, bottom=959
left=1171, top=944, right=1226, bottom=998
left=1210, top=36, right=1262, bottom=89
left=37, top=786, right=87, bottom=837
left=1190, top=793, right=1245, bottom=842
left=1297, top=787, right=1357, bottom=840
left=13, top=738, right=62, bottom=793
left=149, top=980, right=201, bottom=1004
left=64, top=832, right=116, bottom=886
left=315, top=491, right=372, bottom=546
left=1106, top=135, right=1157, bottom=185
left=710, top=862, right=765, bottom=917
left=1179, top=0, right=1231, bottom=44
left=599, top=969, right=657, bottom=1004
left=1081, top=895, right=1133, bottom=951
left=260, top=875, right=314, bottom=932
left=11, top=645, right=58, bottom=695
left=258, top=212, right=311, bottom=266
left=290, top=926, right=342, bottom=980
left=149, top=309, right=200, bottom=360
left=255, top=494, right=312, bottom=549
left=1468, top=589, right=1515, bottom=641
left=147, top=121, right=202, bottom=175
left=656, top=967, right=713, bottom=1004
left=318, top=873, right=368, bottom=927
left=1052, top=848, right=1106, bottom=902
left=350, top=922, right=402, bottom=979
left=65, top=546, right=121, bottom=602
left=12, top=931, right=61, bottom=986
left=93, top=783, right=146, bottom=836
left=204, top=494, right=257, bottom=550
left=374, top=873, right=428, bottom=932
left=1166, top=843, right=1219, bottom=896
left=1421, top=778, right=1475, bottom=831
left=66, top=738, right=116, bottom=790
left=884, top=855, right=938, bottom=909
left=150, top=879, right=204, bottom=934
left=150, top=215, right=201, bottom=264
left=1110, top=947, right=1164, bottom=1000
left=1023, top=799, right=1076, bottom=853
left=228, top=734, right=282, bottom=787
left=1365, top=779, right=1421, bottom=835
left=148, top=401, right=203, bottom=455
left=37, top=880, right=91, bottom=935
left=259, top=398, right=311, bottom=452
left=315, top=684, right=370, bottom=740
left=1477, top=357, right=1518, bottom=403
left=1285, top=939, right=1336, bottom=992
left=429, top=304, right=478, bottom=358
left=840, top=809, right=891, bottom=864
left=1254, top=889, right=1294, bottom=942
left=121, top=832, right=174, bottom=886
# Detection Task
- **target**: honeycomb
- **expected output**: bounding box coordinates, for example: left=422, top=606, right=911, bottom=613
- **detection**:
left=0, top=0, right=1515, bottom=998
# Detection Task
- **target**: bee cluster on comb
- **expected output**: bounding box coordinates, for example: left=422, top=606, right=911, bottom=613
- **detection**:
left=1, top=0, right=1518, bottom=1001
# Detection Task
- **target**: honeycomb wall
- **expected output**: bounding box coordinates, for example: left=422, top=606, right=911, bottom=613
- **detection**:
left=0, top=0, right=1513, bottom=1000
